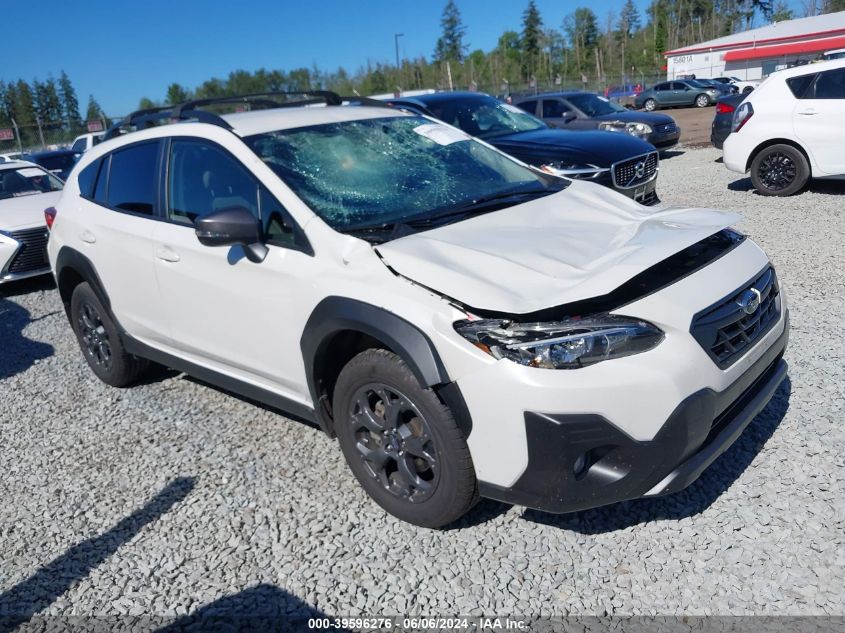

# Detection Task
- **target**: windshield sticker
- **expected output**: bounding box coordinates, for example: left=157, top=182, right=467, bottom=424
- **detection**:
left=18, top=167, right=45, bottom=178
left=597, top=96, right=610, bottom=103
left=413, top=123, right=470, bottom=146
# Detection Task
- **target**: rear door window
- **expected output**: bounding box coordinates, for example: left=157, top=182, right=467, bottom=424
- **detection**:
left=812, top=68, right=845, bottom=99
left=106, top=142, right=159, bottom=215
left=542, top=100, right=568, bottom=117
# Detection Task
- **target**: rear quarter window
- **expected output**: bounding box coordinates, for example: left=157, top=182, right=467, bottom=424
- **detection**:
left=786, top=73, right=817, bottom=98
left=77, top=159, right=100, bottom=198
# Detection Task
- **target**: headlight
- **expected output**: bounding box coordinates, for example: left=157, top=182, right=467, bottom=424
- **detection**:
left=598, top=121, right=653, bottom=138
left=540, top=163, right=609, bottom=179
left=454, top=314, right=664, bottom=369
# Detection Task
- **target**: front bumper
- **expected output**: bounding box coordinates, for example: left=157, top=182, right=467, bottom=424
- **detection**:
left=477, top=314, right=788, bottom=514
left=647, top=127, right=681, bottom=149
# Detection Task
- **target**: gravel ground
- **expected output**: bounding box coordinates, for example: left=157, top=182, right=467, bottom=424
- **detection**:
left=1, top=146, right=844, bottom=622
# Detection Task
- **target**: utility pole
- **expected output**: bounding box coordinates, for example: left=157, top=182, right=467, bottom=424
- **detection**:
left=394, top=33, right=404, bottom=96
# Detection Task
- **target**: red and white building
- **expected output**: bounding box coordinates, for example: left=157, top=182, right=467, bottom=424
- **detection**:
left=665, top=11, right=845, bottom=80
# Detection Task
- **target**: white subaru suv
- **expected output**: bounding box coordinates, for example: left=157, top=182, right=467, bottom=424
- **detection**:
left=48, top=92, right=789, bottom=527
left=724, top=59, right=845, bottom=195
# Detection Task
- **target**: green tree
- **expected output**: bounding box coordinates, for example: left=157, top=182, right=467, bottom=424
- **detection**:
left=521, top=0, right=544, bottom=79
left=769, top=0, right=794, bottom=20
left=86, top=95, right=104, bottom=122
left=138, top=97, right=157, bottom=110
left=821, top=0, right=845, bottom=11
left=14, top=80, right=36, bottom=127
left=434, top=0, right=468, bottom=62
left=165, top=83, right=191, bottom=105
left=58, top=71, right=81, bottom=127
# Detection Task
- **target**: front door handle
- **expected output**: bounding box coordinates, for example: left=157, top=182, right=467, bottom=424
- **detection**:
left=156, top=246, right=180, bottom=263
left=80, top=230, right=96, bottom=244
left=798, top=109, right=817, bottom=115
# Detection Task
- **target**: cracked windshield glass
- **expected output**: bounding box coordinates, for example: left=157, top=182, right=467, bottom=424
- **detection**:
left=245, top=114, right=554, bottom=231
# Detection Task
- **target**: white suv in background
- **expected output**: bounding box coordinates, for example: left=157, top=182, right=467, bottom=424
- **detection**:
left=48, top=92, right=788, bottom=527
left=723, top=59, right=845, bottom=196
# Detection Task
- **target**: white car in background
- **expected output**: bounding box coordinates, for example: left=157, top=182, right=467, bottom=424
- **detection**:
left=0, top=161, right=63, bottom=282
left=70, top=133, right=103, bottom=153
left=723, top=58, right=845, bottom=196
left=0, top=152, right=24, bottom=163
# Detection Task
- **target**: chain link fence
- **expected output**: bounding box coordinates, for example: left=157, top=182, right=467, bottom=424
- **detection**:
left=0, top=116, right=114, bottom=154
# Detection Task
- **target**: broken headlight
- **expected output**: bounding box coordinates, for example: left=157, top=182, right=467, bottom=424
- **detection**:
left=454, top=314, right=664, bottom=369
left=597, top=121, right=653, bottom=139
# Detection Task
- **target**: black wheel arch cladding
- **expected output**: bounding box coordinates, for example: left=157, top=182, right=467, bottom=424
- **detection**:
left=301, top=297, right=463, bottom=436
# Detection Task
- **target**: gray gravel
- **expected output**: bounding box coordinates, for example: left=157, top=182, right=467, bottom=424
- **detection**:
left=1, top=146, right=843, bottom=620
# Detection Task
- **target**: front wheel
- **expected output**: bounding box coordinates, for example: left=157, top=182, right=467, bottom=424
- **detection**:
left=333, top=349, right=478, bottom=528
left=750, top=144, right=810, bottom=196
left=695, top=94, right=710, bottom=107
left=643, top=98, right=657, bottom=111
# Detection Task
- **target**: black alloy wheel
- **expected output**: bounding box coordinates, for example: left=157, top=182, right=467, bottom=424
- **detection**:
left=750, top=144, right=810, bottom=196
left=349, top=382, right=439, bottom=503
left=77, top=301, right=112, bottom=370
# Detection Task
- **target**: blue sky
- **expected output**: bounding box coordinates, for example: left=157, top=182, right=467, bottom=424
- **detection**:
left=4, top=0, right=803, bottom=115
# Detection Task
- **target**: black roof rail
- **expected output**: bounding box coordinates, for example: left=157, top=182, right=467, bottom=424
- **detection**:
left=172, top=90, right=343, bottom=117
left=103, top=90, right=347, bottom=141
left=102, top=106, right=233, bottom=141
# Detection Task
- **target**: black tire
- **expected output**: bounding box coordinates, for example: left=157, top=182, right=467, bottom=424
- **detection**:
left=643, top=98, right=657, bottom=111
left=70, top=282, right=149, bottom=387
left=695, top=94, right=710, bottom=107
left=750, top=144, right=810, bottom=197
left=332, top=349, right=477, bottom=528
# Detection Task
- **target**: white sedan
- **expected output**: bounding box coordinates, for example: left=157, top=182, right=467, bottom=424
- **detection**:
left=1, top=161, right=64, bottom=283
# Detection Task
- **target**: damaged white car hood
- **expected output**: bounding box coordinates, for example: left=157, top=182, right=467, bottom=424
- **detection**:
left=376, top=180, right=741, bottom=314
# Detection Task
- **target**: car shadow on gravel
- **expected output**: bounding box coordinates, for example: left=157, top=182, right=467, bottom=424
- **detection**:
left=155, top=584, right=351, bottom=632
left=728, top=177, right=845, bottom=195
left=0, top=298, right=55, bottom=380
left=659, top=149, right=686, bottom=160
left=521, top=377, right=792, bottom=534
left=0, top=477, right=195, bottom=632
left=0, top=275, right=55, bottom=298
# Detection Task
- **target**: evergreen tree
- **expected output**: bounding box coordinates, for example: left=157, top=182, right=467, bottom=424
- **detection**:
left=86, top=95, right=104, bottom=122
left=434, top=0, right=468, bottom=62
left=58, top=71, right=81, bottom=127
left=14, top=80, right=36, bottom=127
left=521, top=0, right=544, bottom=79
left=618, top=0, right=641, bottom=38
left=165, top=83, right=191, bottom=105
left=770, top=0, right=794, bottom=20
left=138, top=97, right=157, bottom=110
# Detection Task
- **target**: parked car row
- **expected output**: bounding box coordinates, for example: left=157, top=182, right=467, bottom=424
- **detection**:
left=3, top=89, right=784, bottom=530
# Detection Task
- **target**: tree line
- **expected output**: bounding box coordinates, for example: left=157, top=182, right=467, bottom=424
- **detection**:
left=0, top=72, right=110, bottom=148
left=137, top=0, right=844, bottom=109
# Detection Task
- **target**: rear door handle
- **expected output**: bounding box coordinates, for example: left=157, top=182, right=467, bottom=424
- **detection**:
left=156, top=246, right=180, bottom=263
left=80, top=230, right=96, bottom=244
left=798, top=109, right=817, bottom=115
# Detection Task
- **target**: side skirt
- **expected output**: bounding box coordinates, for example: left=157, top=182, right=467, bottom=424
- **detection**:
left=123, top=335, right=318, bottom=425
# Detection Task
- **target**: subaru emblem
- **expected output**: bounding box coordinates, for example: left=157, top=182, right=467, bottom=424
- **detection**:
left=737, top=288, right=762, bottom=315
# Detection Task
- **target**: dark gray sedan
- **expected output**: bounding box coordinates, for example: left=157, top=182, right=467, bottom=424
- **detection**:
left=515, top=91, right=680, bottom=151
left=634, top=80, right=721, bottom=111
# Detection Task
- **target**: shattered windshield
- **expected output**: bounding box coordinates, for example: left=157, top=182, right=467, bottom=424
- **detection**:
left=567, top=94, right=626, bottom=117
left=245, top=115, right=553, bottom=231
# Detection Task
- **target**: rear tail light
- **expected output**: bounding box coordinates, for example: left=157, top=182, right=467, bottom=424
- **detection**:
left=44, top=207, right=57, bottom=230
left=732, top=102, right=754, bottom=132
left=716, top=102, right=736, bottom=114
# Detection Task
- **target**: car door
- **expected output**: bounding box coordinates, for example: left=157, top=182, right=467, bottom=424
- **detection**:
left=151, top=137, right=317, bottom=402
left=653, top=83, right=671, bottom=106
left=670, top=82, right=691, bottom=105
left=74, top=141, right=167, bottom=345
left=541, top=99, right=577, bottom=128
left=793, top=68, right=845, bottom=174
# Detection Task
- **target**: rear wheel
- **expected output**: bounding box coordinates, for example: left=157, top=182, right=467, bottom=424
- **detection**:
left=70, top=282, right=149, bottom=386
left=643, top=98, right=657, bottom=111
left=695, top=94, right=710, bottom=107
left=750, top=144, right=809, bottom=196
left=333, top=349, right=477, bottom=528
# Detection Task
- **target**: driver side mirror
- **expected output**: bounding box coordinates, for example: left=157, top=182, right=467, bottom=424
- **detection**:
left=561, top=110, right=577, bottom=122
left=195, top=206, right=268, bottom=263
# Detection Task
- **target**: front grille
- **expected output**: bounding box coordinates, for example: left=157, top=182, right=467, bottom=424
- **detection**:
left=691, top=267, right=781, bottom=368
left=655, top=122, right=676, bottom=134
left=5, top=227, right=49, bottom=274
left=611, top=152, right=659, bottom=189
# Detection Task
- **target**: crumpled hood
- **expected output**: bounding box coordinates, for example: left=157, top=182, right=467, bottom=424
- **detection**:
left=376, top=180, right=741, bottom=314
left=0, top=191, right=60, bottom=231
